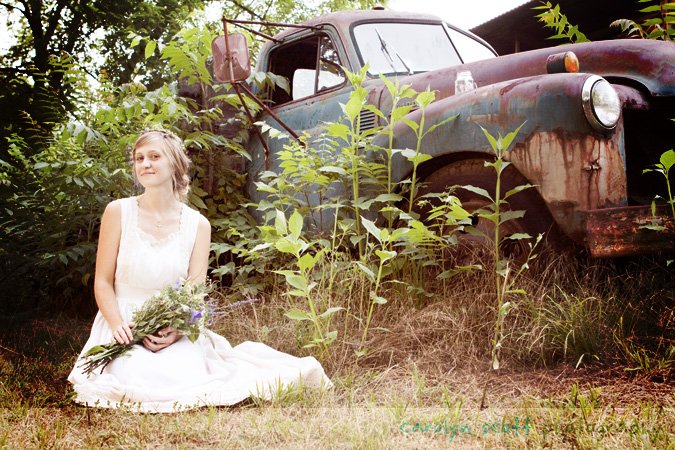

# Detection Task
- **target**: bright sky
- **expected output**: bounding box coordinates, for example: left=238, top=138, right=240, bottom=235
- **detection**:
left=387, top=0, right=532, bottom=29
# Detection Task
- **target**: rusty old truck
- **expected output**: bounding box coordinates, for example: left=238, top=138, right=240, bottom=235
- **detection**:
left=207, top=8, right=675, bottom=258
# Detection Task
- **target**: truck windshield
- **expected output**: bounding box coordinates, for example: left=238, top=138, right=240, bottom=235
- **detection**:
left=353, top=22, right=492, bottom=75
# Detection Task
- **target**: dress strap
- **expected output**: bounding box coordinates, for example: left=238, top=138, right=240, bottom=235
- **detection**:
left=119, top=197, right=137, bottom=244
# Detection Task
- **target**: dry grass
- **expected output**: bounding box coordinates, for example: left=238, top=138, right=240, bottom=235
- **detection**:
left=1, top=254, right=674, bottom=449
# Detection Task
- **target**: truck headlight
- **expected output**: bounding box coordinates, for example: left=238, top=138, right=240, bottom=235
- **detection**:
left=582, top=75, right=621, bottom=131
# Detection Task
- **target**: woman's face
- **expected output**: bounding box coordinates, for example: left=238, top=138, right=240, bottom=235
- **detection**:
left=134, top=139, right=174, bottom=190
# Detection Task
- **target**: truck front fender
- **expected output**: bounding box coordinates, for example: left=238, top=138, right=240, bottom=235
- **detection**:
left=373, top=73, right=627, bottom=242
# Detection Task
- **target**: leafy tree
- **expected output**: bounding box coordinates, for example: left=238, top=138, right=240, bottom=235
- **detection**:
left=534, top=2, right=590, bottom=43
left=611, top=0, right=675, bottom=41
left=97, top=1, right=209, bottom=90
left=0, top=0, right=207, bottom=156
left=218, top=0, right=384, bottom=22
left=535, top=0, right=675, bottom=43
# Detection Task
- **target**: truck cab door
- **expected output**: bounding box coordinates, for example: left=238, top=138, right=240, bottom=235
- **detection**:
left=247, top=31, right=355, bottom=220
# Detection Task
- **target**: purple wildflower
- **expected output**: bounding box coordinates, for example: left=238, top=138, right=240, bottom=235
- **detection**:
left=190, top=308, right=204, bottom=323
left=226, top=298, right=260, bottom=309
left=173, top=280, right=181, bottom=291
left=211, top=298, right=261, bottom=317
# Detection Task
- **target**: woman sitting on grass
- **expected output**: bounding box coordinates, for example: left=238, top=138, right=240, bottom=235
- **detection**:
left=68, top=128, right=331, bottom=412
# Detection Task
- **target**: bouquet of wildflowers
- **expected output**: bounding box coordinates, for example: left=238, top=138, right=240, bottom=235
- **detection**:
left=80, top=280, right=214, bottom=376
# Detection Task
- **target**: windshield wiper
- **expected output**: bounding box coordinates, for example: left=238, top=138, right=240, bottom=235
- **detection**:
left=374, top=27, right=413, bottom=76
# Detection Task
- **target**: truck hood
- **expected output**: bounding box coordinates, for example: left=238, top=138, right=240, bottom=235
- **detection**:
left=388, top=39, right=675, bottom=103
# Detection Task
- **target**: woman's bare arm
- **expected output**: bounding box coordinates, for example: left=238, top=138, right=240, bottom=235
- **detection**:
left=94, top=200, right=134, bottom=345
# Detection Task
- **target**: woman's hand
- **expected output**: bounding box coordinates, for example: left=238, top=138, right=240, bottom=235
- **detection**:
left=112, top=322, right=134, bottom=345
left=142, top=327, right=181, bottom=352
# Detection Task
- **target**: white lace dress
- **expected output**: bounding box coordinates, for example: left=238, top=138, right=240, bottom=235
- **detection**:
left=68, top=197, right=331, bottom=412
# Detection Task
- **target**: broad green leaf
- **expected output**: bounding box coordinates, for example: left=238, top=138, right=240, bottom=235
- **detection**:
left=643, top=18, right=664, bottom=27
left=643, top=166, right=664, bottom=175
left=505, top=233, right=531, bottom=241
left=355, top=262, right=375, bottom=281
left=145, top=41, right=157, bottom=59
left=399, top=148, right=418, bottom=160
left=319, top=307, right=345, bottom=319
left=286, top=289, right=308, bottom=297
left=325, top=330, right=338, bottom=342
left=375, top=249, right=396, bottom=262
left=486, top=157, right=510, bottom=174
left=273, top=75, right=290, bottom=93
left=372, top=295, right=388, bottom=305
left=391, top=104, right=413, bottom=123
left=374, top=193, right=404, bottom=203
left=324, top=123, right=351, bottom=143
left=298, top=253, right=317, bottom=272
left=283, top=274, right=307, bottom=292
left=319, top=166, right=347, bottom=174
left=415, top=89, right=436, bottom=108
left=285, top=309, right=310, bottom=321
left=363, top=104, right=387, bottom=120
left=464, top=226, right=489, bottom=239
left=462, top=184, right=492, bottom=201
left=85, top=346, right=106, bottom=355
left=500, top=210, right=526, bottom=223
left=660, top=149, right=675, bottom=171
left=250, top=242, right=274, bottom=253
left=288, top=210, right=303, bottom=240
left=344, top=87, right=367, bottom=121
left=407, top=153, right=433, bottom=165
left=424, top=114, right=458, bottom=136
left=274, top=240, right=304, bottom=256
left=189, top=193, right=207, bottom=209
left=503, top=184, right=534, bottom=200
left=640, top=4, right=663, bottom=13
left=361, top=216, right=383, bottom=242
left=350, top=235, right=365, bottom=247
left=401, top=117, right=419, bottom=132
left=478, top=124, right=499, bottom=151
left=274, top=209, right=287, bottom=235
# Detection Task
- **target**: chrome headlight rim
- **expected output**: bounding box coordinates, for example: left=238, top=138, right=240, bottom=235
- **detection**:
left=582, top=75, right=621, bottom=131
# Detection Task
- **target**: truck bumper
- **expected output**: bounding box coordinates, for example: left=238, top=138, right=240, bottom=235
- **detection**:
left=586, top=205, right=674, bottom=258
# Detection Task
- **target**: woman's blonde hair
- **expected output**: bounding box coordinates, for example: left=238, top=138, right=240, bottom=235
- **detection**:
left=132, top=129, right=191, bottom=199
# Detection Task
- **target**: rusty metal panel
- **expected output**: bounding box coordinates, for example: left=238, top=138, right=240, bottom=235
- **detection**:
left=508, top=129, right=628, bottom=244
left=586, top=205, right=675, bottom=258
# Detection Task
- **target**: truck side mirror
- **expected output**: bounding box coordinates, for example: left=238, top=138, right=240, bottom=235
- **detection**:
left=212, top=33, right=251, bottom=83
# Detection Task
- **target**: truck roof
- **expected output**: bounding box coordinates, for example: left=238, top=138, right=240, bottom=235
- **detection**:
left=272, top=9, right=448, bottom=40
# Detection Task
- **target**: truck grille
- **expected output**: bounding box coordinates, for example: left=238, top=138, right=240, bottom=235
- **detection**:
left=359, top=109, right=376, bottom=131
